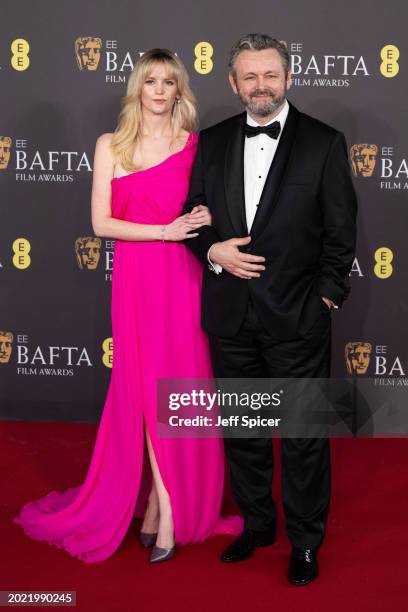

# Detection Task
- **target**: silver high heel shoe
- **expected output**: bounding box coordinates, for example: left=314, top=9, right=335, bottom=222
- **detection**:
left=139, top=531, right=158, bottom=548
left=150, top=543, right=176, bottom=563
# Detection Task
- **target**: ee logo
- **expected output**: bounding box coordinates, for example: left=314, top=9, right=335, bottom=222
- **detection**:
left=102, top=337, right=113, bottom=368
left=11, top=39, right=30, bottom=71
left=194, top=41, right=213, bottom=74
left=380, top=45, right=399, bottom=78
left=374, top=247, right=393, bottom=279
left=12, top=238, right=31, bottom=269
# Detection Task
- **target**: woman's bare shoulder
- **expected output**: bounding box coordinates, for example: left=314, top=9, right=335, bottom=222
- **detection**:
left=96, top=132, right=114, bottom=148
left=94, top=133, right=115, bottom=165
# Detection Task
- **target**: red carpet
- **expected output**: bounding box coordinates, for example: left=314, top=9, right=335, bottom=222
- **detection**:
left=1, top=420, right=407, bottom=611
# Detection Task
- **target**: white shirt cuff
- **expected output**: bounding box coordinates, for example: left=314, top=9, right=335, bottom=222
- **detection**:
left=207, top=245, right=222, bottom=274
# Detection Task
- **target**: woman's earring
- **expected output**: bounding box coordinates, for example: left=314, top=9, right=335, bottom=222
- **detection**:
left=175, top=97, right=181, bottom=104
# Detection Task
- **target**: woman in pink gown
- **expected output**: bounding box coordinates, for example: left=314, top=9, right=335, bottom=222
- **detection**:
left=14, top=49, right=242, bottom=563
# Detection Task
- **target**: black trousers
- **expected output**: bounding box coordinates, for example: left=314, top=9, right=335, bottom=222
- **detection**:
left=208, top=296, right=332, bottom=549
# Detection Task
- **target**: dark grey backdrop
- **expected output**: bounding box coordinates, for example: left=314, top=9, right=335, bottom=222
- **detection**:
left=1, top=0, right=407, bottom=422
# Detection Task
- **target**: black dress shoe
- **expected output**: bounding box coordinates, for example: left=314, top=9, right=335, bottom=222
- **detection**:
left=221, top=528, right=276, bottom=562
left=288, top=547, right=318, bottom=585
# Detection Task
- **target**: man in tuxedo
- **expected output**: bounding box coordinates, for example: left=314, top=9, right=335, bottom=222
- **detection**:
left=183, top=34, right=357, bottom=585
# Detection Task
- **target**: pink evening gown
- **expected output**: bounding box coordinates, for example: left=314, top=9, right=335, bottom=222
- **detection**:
left=14, top=131, right=243, bottom=563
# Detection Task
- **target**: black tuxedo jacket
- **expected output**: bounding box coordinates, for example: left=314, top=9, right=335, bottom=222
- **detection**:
left=182, top=101, right=357, bottom=340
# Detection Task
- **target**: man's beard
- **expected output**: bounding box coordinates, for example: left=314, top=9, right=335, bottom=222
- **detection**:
left=237, top=85, right=287, bottom=118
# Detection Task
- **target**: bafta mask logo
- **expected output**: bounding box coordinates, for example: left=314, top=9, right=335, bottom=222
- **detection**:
left=75, top=237, right=101, bottom=270
left=0, top=331, right=13, bottom=364
left=350, top=144, right=378, bottom=178
left=0, top=137, right=12, bottom=170
left=345, top=341, right=372, bottom=375
left=75, top=37, right=102, bottom=71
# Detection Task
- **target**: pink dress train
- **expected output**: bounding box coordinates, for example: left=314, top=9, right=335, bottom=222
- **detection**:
left=14, top=132, right=243, bottom=563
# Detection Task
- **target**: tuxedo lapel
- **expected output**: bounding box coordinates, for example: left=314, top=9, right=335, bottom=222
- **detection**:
left=249, top=102, right=300, bottom=240
left=224, top=112, right=248, bottom=236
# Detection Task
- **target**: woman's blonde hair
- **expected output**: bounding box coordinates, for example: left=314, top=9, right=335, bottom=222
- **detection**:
left=111, top=48, right=198, bottom=173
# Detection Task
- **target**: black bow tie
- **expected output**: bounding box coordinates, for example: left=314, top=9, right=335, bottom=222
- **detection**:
left=244, top=121, right=281, bottom=139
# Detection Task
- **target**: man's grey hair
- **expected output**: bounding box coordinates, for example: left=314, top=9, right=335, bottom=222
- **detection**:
left=228, top=34, right=290, bottom=77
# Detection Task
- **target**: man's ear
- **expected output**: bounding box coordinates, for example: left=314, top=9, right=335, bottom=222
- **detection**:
left=228, top=72, right=238, bottom=95
left=286, top=69, right=292, bottom=91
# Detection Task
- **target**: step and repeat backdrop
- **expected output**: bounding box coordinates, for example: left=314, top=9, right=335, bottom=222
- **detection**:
left=1, top=0, right=407, bottom=422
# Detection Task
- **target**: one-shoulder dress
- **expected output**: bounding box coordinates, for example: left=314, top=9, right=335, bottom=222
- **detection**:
left=14, top=132, right=242, bottom=563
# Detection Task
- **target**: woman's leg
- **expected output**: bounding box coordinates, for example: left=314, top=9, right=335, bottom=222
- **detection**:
left=140, top=476, right=159, bottom=534
left=145, top=426, right=175, bottom=548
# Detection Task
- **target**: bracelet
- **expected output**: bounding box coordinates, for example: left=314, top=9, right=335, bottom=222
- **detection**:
left=160, top=225, right=166, bottom=242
